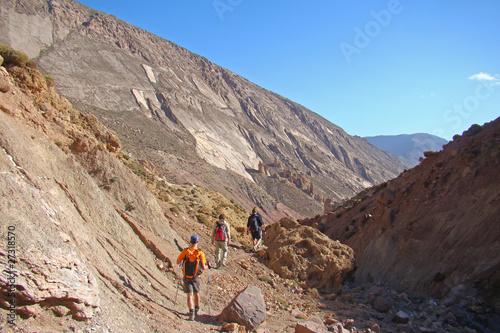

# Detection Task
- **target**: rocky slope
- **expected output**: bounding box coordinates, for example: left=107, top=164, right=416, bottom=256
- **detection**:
left=264, top=218, right=355, bottom=294
left=0, top=44, right=321, bottom=333
left=1, top=46, right=498, bottom=333
left=0, top=0, right=408, bottom=220
left=301, top=119, right=500, bottom=318
left=365, top=133, right=449, bottom=166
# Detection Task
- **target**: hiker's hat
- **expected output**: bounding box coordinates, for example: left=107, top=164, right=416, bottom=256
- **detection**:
left=190, top=235, right=199, bottom=243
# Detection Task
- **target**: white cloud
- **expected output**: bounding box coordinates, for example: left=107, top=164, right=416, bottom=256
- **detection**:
left=468, top=72, right=498, bottom=81
left=420, top=92, right=436, bottom=99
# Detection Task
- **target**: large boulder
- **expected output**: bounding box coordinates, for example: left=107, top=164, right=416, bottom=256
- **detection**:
left=218, top=286, right=266, bottom=331
left=265, top=218, right=355, bottom=293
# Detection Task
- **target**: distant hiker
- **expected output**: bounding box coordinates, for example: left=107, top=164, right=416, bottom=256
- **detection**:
left=247, top=207, right=265, bottom=251
left=211, top=214, right=231, bottom=268
left=177, top=235, right=208, bottom=321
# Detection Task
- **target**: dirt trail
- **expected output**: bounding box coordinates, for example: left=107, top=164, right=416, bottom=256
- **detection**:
left=166, top=216, right=313, bottom=332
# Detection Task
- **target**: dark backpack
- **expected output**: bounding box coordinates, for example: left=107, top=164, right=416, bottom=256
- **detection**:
left=249, top=215, right=259, bottom=232
left=215, top=222, right=226, bottom=241
left=182, top=248, right=202, bottom=278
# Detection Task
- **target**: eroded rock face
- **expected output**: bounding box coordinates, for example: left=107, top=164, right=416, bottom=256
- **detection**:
left=0, top=0, right=409, bottom=218
left=302, top=119, right=500, bottom=311
left=265, top=218, right=355, bottom=294
left=0, top=247, right=100, bottom=320
left=0, top=54, right=182, bottom=331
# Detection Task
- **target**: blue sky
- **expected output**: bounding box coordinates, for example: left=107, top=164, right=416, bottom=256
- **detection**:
left=77, top=0, right=500, bottom=141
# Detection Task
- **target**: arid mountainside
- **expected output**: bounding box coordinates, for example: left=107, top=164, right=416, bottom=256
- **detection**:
left=0, top=47, right=181, bottom=331
left=0, top=0, right=408, bottom=219
left=301, top=119, right=500, bottom=314
left=0, top=44, right=336, bottom=333
left=1, top=44, right=499, bottom=332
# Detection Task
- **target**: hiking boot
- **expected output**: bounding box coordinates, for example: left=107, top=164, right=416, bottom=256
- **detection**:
left=188, top=310, right=195, bottom=321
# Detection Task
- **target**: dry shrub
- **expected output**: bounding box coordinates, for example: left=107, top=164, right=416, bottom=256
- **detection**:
left=0, top=43, right=30, bottom=67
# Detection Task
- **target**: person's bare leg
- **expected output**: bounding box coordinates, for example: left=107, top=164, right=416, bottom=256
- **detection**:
left=194, top=292, right=200, bottom=308
left=187, top=292, right=194, bottom=310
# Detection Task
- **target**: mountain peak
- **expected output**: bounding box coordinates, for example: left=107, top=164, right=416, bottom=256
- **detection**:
left=365, top=133, right=449, bottom=166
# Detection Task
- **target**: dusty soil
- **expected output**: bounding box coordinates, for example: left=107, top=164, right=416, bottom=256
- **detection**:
left=163, top=211, right=323, bottom=333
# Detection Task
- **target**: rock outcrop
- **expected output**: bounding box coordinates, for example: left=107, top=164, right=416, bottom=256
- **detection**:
left=264, top=218, right=355, bottom=294
left=302, top=119, right=500, bottom=312
left=0, top=44, right=183, bottom=332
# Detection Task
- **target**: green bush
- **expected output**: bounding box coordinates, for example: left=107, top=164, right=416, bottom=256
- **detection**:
left=461, top=147, right=480, bottom=163
left=423, top=150, right=436, bottom=158
left=466, top=124, right=482, bottom=136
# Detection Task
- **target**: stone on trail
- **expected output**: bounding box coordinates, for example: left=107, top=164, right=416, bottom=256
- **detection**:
left=218, top=285, right=266, bottom=331
left=295, top=318, right=328, bottom=333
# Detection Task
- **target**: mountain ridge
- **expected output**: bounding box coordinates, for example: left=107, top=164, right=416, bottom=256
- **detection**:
left=365, top=133, right=449, bottom=166
left=0, top=0, right=409, bottom=219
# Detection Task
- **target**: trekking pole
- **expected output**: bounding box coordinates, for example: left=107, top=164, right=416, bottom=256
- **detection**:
left=174, top=263, right=183, bottom=306
left=207, top=262, right=211, bottom=316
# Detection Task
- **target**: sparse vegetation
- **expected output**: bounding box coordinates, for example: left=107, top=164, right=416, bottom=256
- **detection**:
left=258, top=275, right=272, bottom=283
left=0, top=43, right=30, bottom=67
left=461, top=146, right=481, bottom=163
left=125, top=201, right=137, bottom=212
left=195, top=213, right=211, bottom=226
left=345, top=229, right=357, bottom=239
left=44, top=75, right=55, bottom=88
left=423, top=150, right=436, bottom=158
left=466, top=123, right=482, bottom=136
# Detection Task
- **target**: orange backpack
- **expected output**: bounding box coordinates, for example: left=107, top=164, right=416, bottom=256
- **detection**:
left=182, top=248, right=202, bottom=278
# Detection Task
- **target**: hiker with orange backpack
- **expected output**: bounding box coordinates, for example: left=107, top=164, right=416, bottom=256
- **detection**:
left=177, top=235, right=208, bottom=321
left=211, top=214, right=231, bottom=268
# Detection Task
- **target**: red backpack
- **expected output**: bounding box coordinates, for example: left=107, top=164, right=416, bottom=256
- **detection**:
left=215, top=222, right=226, bottom=241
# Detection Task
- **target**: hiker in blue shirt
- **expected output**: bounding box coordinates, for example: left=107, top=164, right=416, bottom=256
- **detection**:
left=177, top=235, right=207, bottom=321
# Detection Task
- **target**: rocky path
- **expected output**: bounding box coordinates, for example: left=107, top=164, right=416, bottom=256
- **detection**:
left=164, top=214, right=497, bottom=333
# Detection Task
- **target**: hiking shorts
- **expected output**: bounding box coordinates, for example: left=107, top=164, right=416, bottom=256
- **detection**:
left=183, top=277, right=201, bottom=294
left=251, top=230, right=262, bottom=240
